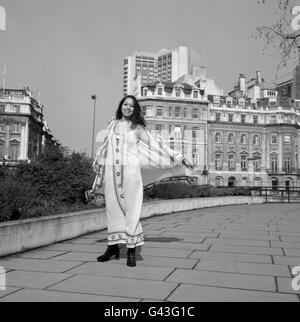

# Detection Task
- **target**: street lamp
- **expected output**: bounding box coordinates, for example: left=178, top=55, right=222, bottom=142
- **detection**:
left=91, top=94, right=97, bottom=157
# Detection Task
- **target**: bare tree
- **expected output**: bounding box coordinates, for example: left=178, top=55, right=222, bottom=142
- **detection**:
left=256, top=0, right=300, bottom=69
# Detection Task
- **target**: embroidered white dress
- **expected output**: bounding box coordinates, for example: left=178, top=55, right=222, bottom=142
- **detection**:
left=92, top=120, right=189, bottom=249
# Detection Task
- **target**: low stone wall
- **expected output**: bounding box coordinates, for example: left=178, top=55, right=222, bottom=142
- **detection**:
left=0, top=196, right=264, bottom=257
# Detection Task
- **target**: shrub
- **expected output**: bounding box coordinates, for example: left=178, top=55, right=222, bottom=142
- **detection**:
left=144, top=183, right=252, bottom=200
left=0, top=145, right=97, bottom=222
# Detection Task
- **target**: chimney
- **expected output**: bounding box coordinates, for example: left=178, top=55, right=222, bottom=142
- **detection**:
left=239, top=74, right=246, bottom=95
left=256, top=71, right=262, bottom=84
left=292, top=45, right=300, bottom=99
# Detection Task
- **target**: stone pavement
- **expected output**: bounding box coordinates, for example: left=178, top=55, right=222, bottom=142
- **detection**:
left=0, top=203, right=300, bottom=302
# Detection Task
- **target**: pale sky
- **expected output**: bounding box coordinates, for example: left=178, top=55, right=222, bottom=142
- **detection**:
left=0, top=0, right=298, bottom=153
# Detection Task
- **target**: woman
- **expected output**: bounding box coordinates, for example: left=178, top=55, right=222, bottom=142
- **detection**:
left=89, top=95, right=193, bottom=267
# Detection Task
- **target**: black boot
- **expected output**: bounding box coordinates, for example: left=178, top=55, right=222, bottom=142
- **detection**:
left=97, top=245, right=119, bottom=262
left=127, top=248, right=136, bottom=267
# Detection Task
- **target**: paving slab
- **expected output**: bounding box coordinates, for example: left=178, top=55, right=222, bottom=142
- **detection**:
left=277, top=277, right=300, bottom=294
left=167, top=284, right=299, bottom=302
left=16, top=250, right=70, bottom=260
left=194, top=259, right=291, bottom=277
left=0, top=258, right=83, bottom=273
left=273, top=256, right=300, bottom=266
left=210, top=245, right=283, bottom=256
left=65, top=262, right=174, bottom=281
left=190, top=251, right=273, bottom=264
left=1, top=203, right=299, bottom=302
left=166, top=269, right=276, bottom=292
left=205, top=238, right=270, bottom=247
left=0, top=287, right=22, bottom=299
left=49, top=275, right=178, bottom=300
left=0, top=289, right=140, bottom=302
left=6, top=270, right=73, bottom=289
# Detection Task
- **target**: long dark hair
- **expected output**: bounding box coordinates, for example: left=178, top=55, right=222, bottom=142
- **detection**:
left=116, top=95, right=146, bottom=128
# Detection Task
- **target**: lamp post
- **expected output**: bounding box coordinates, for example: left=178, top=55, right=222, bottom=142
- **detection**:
left=91, top=94, right=97, bottom=157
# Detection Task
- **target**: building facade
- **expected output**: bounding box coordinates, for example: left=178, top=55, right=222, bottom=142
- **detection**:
left=0, top=88, right=57, bottom=165
left=137, top=68, right=300, bottom=188
left=123, top=46, right=190, bottom=96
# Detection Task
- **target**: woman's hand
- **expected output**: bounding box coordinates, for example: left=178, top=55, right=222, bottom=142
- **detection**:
left=183, top=157, right=194, bottom=170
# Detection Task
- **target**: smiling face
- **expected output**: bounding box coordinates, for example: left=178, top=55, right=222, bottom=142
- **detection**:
left=121, top=97, right=134, bottom=119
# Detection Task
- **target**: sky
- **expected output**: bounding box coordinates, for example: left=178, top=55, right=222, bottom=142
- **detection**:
left=0, top=0, right=299, bottom=154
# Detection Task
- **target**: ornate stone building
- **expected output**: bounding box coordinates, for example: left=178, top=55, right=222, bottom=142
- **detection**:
left=0, top=88, right=57, bottom=165
left=137, top=67, right=300, bottom=188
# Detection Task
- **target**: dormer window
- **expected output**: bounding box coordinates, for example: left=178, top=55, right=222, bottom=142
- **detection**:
left=193, top=91, right=198, bottom=99
left=143, top=88, right=148, bottom=96
left=157, top=88, right=163, bottom=96
left=175, top=88, right=181, bottom=97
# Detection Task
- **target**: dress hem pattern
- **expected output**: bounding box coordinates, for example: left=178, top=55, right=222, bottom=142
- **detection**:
left=108, top=231, right=145, bottom=248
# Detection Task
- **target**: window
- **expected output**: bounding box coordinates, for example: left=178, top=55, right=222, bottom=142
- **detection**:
left=0, top=124, right=5, bottom=133
left=241, top=115, right=246, bottom=124
left=193, top=91, right=198, bottom=99
left=156, top=125, right=162, bottom=133
left=174, top=126, right=182, bottom=139
left=10, top=144, right=20, bottom=161
left=270, top=115, right=277, bottom=124
left=0, top=104, right=4, bottom=113
left=158, top=88, right=163, bottom=96
left=143, top=88, right=148, bottom=96
left=228, top=133, right=234, bottom=144
left=285, top=157, right=291, bottom=173
left=215, top=154, right=222, bottom=171
left=156, top=107, right=163, bottom=117
left=183, top=108, right=188, bottom=118
left=253, top=115, right=258, bottom=124
left=241, top=134, right=247, bottom=144
left=271, top=135, right=277, bottom=144
left=215, top=177, right=223, bottom=187
left=169, top=107, right=173, bottom=117
left=175, top=89, right=181, bottom=97
left=11, top=123, right=21, bottom=133
left=192, top=109, right=199, bottom=119
left=0, top=144, right=4, bottom=158
left=254, top=159, right=261, bottom=172
left=215, top=132, right=221, bottom=143
left=253, top=135, right=259, bottom=145
left=271, top=155, right=278, bottom=172
left=192, top=127, right=198, bottom=139
left=175, top=107, right=181, bottom=118
left=284, top=135, right=291, bottom=144
left=216, top=113, right=221, bottom=122
left=170, top=138, right=175, bottom=150
left=142, top=106, right=147, bottom=116
left=228, top=114, right=233, bottom=122
left=228, top=155, right=235, bottom=171
left=241, top=155, right=248, bottom=171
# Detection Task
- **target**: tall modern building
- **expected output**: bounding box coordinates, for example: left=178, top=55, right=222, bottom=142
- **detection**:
left=123, top=46, right=190, bottom=96
left=0, top=88, right=57, bottom=165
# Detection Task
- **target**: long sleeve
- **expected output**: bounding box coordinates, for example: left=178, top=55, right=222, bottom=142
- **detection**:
left=91, top=120, right=114, bottom=193
left=136, top=126, right=187, bottom=169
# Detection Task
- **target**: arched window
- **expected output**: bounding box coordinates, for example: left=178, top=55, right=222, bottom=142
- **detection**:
left=214, top=153, right=222, bottom=171
left=255, top=177, right=262, bottom=187
left=228, top=177, right=236, bottom=188
left=253, top=135, right=260, bottom=145
left=241, top=177, right=248, bottom=186
left=10, top=142, right=20, bottom=161
left=228, top=133, right=234, bottom=144
left=241, top=134, right=247, bottom=144
left=272, top=178, right=278, bottom=190
left=215, top=176, right=223, bottom=187
left=215, top=132, right=221, bottom=143
left=271, top=153, right=278, bottom=172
